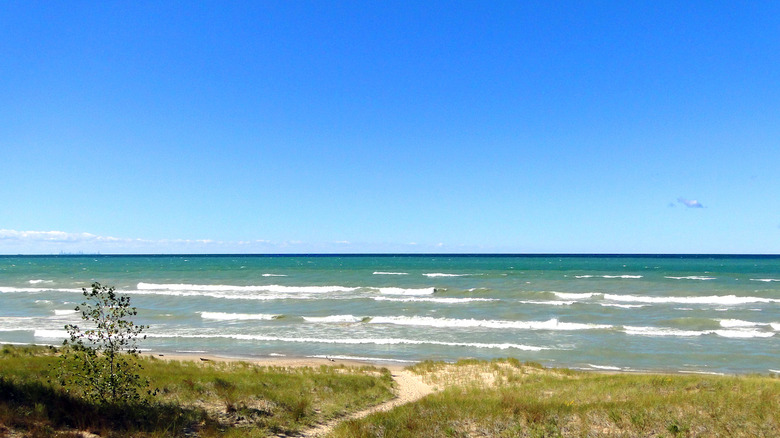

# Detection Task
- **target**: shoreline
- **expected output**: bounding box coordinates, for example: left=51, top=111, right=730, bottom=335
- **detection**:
left=141, top=350, right=410, bottom=372
left=138, top=349, right=764, bottom=377
left=6, top=342, right=778, bottom=376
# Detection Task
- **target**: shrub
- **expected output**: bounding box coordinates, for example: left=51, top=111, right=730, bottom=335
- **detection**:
left=56, top=282, right=151, bottom=404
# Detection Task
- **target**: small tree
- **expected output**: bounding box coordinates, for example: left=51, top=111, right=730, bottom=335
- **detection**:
left=58, top=282, right=150, bottom=404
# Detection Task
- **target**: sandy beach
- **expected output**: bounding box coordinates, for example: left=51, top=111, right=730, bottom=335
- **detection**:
left=143, top=350, right=434, bottom=437
left=143, top=350, right=409, bottom=372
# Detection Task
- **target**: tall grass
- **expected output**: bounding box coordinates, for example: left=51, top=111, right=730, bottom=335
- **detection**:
left=332, top=359, right=780, bottom=437
left=0, top=345, right=394, bottom=437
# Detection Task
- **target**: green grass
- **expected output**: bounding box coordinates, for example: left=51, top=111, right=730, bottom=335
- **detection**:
left=332, top=359, right=780, bottom=437
left=0, top=344, right=394, bottom=437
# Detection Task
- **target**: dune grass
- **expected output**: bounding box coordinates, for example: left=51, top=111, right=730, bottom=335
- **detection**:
left=0, top=344, right=394, bottom=437
left=332, top=358, right=779, bottom=437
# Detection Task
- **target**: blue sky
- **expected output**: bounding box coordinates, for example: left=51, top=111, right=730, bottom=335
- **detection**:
left=1, top=1, right=779, bottom=254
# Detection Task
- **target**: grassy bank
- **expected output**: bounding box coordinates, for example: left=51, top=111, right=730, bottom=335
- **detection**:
left=0, top=344, right=394, bottom=437
left=332, top=358, right=779, bottom=437
left=4, top=348, right=779, bottom=437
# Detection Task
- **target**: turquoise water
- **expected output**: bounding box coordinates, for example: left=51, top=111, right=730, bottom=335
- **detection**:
left=1, top=255, right=778, bottom=374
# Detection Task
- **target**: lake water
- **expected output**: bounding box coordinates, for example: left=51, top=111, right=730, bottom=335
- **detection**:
left=1, top=254, right=778, bottom=374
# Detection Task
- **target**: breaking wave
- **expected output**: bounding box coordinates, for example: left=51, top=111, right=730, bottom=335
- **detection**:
left=302, top=315, right=365, bottom=323
left=146, top=333, right=549, bottom=351
left=138, top=283, right=356, bottom=294
left=373, top=297, right=497, bottom=304
left=368, top=316, right=612, bottom=331
left=623, top=326, right=775, bottom=338
left=377, top=287, right=435, bottom=296
left=200, top=312, right=279, bottom=321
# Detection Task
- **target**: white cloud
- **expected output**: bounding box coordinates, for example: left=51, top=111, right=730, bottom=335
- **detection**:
left=0, top=229, right=476, bottom=254
left=677, top=198, right=704, bottom=208
left=0, top=229, right=238, bottom=254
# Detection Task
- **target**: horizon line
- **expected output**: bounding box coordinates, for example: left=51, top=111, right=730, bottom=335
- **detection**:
left=2, top=253, right=779, bottom=258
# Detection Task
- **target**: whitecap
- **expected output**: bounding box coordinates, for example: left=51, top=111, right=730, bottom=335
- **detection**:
left=29, top=279, right=54, bottom=284
left=302, top=315, right=364, bottom=323
left=262, top=274, right=287, bottom=277
left=423, top=273, right=468, bottom=277
left=600, top=303, right=647, bottom=309
left=146, top=333, right=549, bottom=351
left=0, top=287, right=82, bottom=294
left=368, top=316, right=612, bottom=331
left=604, top=294, right=778, bottom=305
left=665, top=276, right=717, bottom=281
left=624, top=326, right=774, bottom=338
left=588, top=364, right=621, bottom=371
left=373, top=297, right=497, bottom=304
left=750, top=278, right=780, bottom=282
left=518, top=300, right=576, bottom=306
left=200, top=312, right=278, bottom=320
left=53, top=309, right=78, bottom=316
left=552, top=292, right=602, bottom=300
left=34, top=329, right=69, bottom=339
left=377, top=287, right=435, bottom=296
left=713, top=330, right=774, bottom=339
left=718, top=319, right=764, bottom=328
left=138, top=282, right=356, bottom=294
left=623, top=326, right=704, bottom=337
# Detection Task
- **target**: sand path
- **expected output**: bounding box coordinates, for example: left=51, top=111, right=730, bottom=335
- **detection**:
left=144, top=353, right=435, bottom=437
left=293, top=369, right=434, bottom=437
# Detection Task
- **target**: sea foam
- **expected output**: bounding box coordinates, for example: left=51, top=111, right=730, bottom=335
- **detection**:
left=34, top=329, right=69, bottom=339
left=377, top=287, right=435, bottom=296
left=552, top=292, right=602, bottom=300
left=369, top=316, right=612, bottom=331
left=200, top=312, right=278, bottom=321
left=623, top=326, right=775, bottom=338
left=373, top=297, right=497, bottom=304
left=604, top=294, right=778, bottom=305
left=0, top=287, right=82, bottom=294
left=588, top=364, right=621, bottom=371
left=147, top=333, right=548, bottom=351
left=302, top=315, right=364, bottom=323
left=137, top=283, right=356, bottom=294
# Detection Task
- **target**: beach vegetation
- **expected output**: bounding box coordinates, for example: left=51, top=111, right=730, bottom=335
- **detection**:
left=55, top=282, right=151, bottom=404
left=332, top=358, right=780, bottom=437
left=1, top=344, right=395, bottom=437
